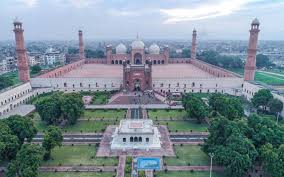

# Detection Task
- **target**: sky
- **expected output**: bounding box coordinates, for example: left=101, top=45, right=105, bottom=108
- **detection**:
left=1, top=0, right=284, bottom=41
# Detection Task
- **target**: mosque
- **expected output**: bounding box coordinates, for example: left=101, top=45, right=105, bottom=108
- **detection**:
left=2, top=18, right=284, bottom=117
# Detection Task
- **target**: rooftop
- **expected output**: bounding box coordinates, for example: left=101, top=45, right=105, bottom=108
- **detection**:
left=118, top=119, right=155, bottom=134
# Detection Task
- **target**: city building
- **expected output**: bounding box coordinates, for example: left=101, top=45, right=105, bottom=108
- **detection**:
left=44, top=48, right=66, bottom=66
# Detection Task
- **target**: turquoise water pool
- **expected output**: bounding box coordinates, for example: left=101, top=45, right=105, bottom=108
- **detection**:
left=137, top=157, right=161, bottom=170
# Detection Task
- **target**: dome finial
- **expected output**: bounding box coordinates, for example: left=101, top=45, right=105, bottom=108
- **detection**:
left=136, top=32, right=139, bottom=39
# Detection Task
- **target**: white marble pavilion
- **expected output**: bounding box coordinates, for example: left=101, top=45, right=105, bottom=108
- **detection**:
left=111, top=119, right=161, bottom=150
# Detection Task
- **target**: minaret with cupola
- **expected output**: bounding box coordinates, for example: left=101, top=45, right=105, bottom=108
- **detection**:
left=78, top=30, right=85, bottom=60
left=191, top=28, right=197, bottom=60
left=244, top=18, right=260, bottom=81
left=13, top=18, right=30, bottom=82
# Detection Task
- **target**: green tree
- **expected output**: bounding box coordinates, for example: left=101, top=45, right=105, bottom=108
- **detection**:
left=182, top=48, right=190, bottom=58
left=0, top=75, right=14, bottom=90
left=4, top=115, right=37, bottom=145
left=198, top=50, right=243, bottom=69
left=35, top=93, right=62, bottom=125
left=256, top=54, right=274, bottom=68
left=251, top=89, right=273, bottom=111
left=60, top=93, right=84, bottom=125
left=268, top=98, right=283, bottom=116
left=209, top=93, right=243, bottom=120
left=247, top=114, right=284, bottom=149
left=0, top=121, right=20, bottom=161
left=42, top=126, right=63, bottom=160
left=30, top=65, right=42, bottom=75
left=182, top=93, right=209, bottom=123
left=6, top=144, right=43, bottom=177
left=203, top=117, right=258, bottom=177
left=260, top=144, right=284, bottom=177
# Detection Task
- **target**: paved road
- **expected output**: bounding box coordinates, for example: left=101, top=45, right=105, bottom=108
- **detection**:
left=86, top=104, right=184, bottom=109
left=32, top=133, right=208, bottom=143
left=170, top=134, right=208, bottom=142
left=32, top=134, right=103, bottom=143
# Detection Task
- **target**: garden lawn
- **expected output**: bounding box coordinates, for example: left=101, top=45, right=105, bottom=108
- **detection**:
left=39, top=172, right=115, bottom=177
left=148, top=110, right=187, bottom=120
left=255, top=72, right=284, bottom=85
left=83, top=109, right=126, bottom=120
left=42, top=145, right=118, bottom=166
left=156, top=121, right=208, bottom=132
left=228, top=68, right=284, bottom=85
left=164, top=145, right=210, bottom=166
left=156, top=171, right=224, bottom=177
left=33, top=119, right=117, bottom=133
left=80, top=91, right=112, bottom=105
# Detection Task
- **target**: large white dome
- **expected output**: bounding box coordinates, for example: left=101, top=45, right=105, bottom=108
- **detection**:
left=131, top=40, right=145, bottom=50
left=116, top=43, right=127, bottom=54
left=149, top=43, right=160, bottom=54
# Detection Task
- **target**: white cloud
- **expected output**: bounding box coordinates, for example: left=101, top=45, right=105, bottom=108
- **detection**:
left=17, top=0, right=38, bottom=8
left=160, top=0, right=262, bottom=24
left=52, top=0, right=103, bottom=8
left=108, top=9, right=153, bottom=17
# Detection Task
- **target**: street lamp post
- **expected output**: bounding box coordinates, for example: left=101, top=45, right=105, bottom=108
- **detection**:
left=209, top=153, right=214, bottom=177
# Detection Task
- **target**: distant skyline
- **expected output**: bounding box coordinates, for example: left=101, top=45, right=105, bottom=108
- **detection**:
left=1, top=0, right=284, bottom=41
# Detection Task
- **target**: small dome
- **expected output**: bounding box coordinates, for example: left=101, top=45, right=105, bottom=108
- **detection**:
left=252, top=18, right=260, bottom=25
left=116, top=43, right=127, bottom=54
left=149, top=43, right=160, bottom=54
left=131, top=40, right=145, bottom=50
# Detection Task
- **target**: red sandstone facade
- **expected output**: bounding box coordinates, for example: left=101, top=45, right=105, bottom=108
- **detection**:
left=191, top=29, right=197, bottom=60
left=244, top=19, right=260, bottom=81
left=79, top=30, right=85, bottom=60
left=123, top=61, right=152, bottom=91
left=13, top=20, right=30, bottom=82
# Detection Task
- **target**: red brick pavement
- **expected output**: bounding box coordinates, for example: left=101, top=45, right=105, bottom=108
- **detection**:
left=116, top=155, right=126, bottom=177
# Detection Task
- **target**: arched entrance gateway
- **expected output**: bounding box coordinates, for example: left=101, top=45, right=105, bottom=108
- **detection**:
left=134, top=53, right=142, bottom=64
left=134, top=79, right=141, bottom=91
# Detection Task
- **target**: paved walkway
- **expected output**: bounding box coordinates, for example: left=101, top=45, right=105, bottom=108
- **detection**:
left=164, top=166, right=224, bottom=171
left=86, top=104, right=183, bottom=109
left=145, top=170, right=154, bottom=177
left=0, top=104, right=35, bottom=119
left=116, top=155, right=126, bottom=177
left=0, top=166, right=117, bottom=172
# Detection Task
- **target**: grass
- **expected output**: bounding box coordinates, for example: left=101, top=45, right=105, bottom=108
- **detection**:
left=33, top=119, right=117, bottom=133
left=148, top=110, right=187, bottom=120
left=30, top=111, right=118, bottom=133
left=83, top=109, right=126, bottom=120
left=62, top=120, right=117, bottom=133
left=155, top=171, right=224, bottom=177
left=156, top=121, right=208, bottom=132
left=228, top=68, right=284, bottom=85
left=80, top=91, right=112, bottom=105
left=42, top=145, right=118, bottom=166
left=164, top=145, right=210, bottom=166
left=39, top=172, right=115, bottom=177
left=255, top=72, right=284, bottom=85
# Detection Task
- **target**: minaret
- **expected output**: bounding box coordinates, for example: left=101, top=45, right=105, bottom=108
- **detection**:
left=79, top=30, right=85, bottom=60
left=13, top=19, right=30, bottom=82
left=191, top=28, right=197, bottom=60
left=244, top=18, right=260, bottom=81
